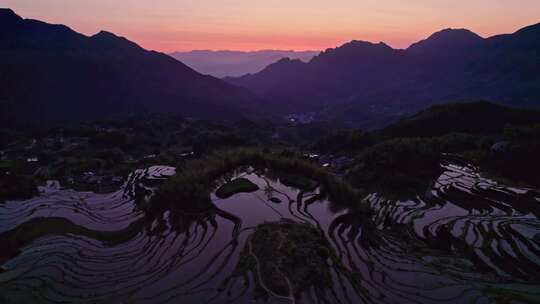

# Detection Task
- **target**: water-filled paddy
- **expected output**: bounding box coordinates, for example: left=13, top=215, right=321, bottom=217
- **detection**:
left=0, top=163, right=539, bottom=303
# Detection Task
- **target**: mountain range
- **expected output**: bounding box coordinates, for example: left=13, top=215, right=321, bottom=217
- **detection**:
left=226, top=24, right=540, bottom=128
left=2, top=8, right=539, bottom=130
left=0, top=9, right=261, bottom=128
left=170, top=50, right=318, bottom=78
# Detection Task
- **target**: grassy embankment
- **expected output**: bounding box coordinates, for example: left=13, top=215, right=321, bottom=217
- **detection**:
left=151, top=148, right=366, bottom=213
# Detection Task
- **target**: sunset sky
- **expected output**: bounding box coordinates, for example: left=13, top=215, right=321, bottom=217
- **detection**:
left=4, top=0, right=540, bottom=52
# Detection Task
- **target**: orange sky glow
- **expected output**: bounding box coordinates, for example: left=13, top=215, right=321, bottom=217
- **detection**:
left=3, top=0, right=540, bottom=52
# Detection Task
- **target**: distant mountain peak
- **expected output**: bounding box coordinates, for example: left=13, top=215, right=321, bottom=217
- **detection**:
left=93, top=30, right=119, bottom=38
left=262, top=57, right=305, bottom=71
left=433, top=28, right=483, bottom=41
left=433, top=28, right=479, bottom=36
left=0, top=8, right=23, bottom=26
left=0, top=8, right=18, bottom=16
left=358, top=40, right=389, bottom=46
left=90, top=30, right=142, bottom=50
left=408, top=28, right=483, bottom=54
left=311, top=39, right=395, bottom=64
left=338, top=40, right=392, bottom=50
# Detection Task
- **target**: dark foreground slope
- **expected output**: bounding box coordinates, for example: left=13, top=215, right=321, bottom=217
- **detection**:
left=379, top=101, right=540, bottom=138
left=313, top=101, right=540, bottom=190
left=0, top=9, right=262, bottom=128
left=227, top=24, right=540, bottom=126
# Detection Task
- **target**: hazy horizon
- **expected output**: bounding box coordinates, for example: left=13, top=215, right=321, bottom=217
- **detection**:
left=3, top=0, right=540, bottom=52
left=170, top=49, right=319, bottom=77
left=171, top=49, right=321, bottom=53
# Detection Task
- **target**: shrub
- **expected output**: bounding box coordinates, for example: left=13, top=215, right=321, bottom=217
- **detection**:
left=347, top=138, right=444, bottom=198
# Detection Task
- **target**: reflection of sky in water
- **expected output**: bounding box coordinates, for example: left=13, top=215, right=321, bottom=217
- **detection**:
left=0, top=163, right=539, bottom=303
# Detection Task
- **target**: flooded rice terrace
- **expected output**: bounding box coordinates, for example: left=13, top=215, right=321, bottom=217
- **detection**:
left=0, top=162, right=539, bottom=304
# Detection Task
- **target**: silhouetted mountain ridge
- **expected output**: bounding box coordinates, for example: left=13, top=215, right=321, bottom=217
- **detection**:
left=379, top=101, right=540, bottom=138
left=227, top=23, right=540, bottom=127
left=0, top=9, right=262, bottom=128
left=0, top=8, right=19, bottom=24
left=408, top=28, right=483, bottom=55
left=90, top=31, right=144, bottom=51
